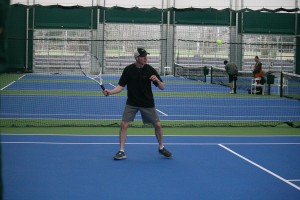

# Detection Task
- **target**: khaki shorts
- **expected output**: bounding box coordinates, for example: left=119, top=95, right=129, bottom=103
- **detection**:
left=122, top=105, right=160, bottom=124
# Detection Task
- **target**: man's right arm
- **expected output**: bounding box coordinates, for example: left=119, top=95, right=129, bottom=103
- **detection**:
left=103, top=85, right=124, bottom=96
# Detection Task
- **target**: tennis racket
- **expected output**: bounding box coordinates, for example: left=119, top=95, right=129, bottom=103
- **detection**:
left=79, top=53, right=105, bottom=91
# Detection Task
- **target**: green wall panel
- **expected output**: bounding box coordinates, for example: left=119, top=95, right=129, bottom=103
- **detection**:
left=104, top=7, right=162, bottom=23
left=243, top=12, right=295, bottom=34
left=174, top=8, right=231, bottom=26
left=34, top=5, right=94, bottom=29
left=7, top=4, right=27, bottom=71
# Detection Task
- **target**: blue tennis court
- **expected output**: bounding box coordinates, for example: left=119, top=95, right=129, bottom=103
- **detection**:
left=1, top=134, right=300, bottom=200
left=1, top=95, right=300, bottom=121
left=1, top=74, right=300, bottom=122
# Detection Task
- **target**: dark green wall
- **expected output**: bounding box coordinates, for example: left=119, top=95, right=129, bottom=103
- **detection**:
left=243, top=12, right=295, bottom=34
left=7, top=4, right=27, bottom=72
left=0, top=0, right=10, bottom=73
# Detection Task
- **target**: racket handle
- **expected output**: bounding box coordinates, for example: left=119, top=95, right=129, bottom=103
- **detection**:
left=100, top=84, right=105, bottom=91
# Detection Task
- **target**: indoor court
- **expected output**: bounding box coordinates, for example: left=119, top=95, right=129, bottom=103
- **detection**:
left=1, top=0, right=300, bottom=200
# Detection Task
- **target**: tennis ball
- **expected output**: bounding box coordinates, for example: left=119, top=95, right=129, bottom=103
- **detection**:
left=216, top=39, right=222, bottom=45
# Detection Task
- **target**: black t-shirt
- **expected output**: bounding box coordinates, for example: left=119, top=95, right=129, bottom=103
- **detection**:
left=118, top=63, right=163, bottom=107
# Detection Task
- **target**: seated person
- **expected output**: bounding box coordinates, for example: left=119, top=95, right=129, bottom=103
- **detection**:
left=253, top=56, right=265, bottom=83
left=252, top=56, right=265, bottom=94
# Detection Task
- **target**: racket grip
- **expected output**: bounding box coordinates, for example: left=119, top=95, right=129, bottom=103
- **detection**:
left=100, top=84, right=105, bottom=91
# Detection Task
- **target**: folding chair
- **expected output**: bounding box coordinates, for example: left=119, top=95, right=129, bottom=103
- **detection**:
left=251, top=77, right=265, bottom=95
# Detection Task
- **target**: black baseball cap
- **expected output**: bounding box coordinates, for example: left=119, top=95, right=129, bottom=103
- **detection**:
left=134, top=48, right=150, bottom=57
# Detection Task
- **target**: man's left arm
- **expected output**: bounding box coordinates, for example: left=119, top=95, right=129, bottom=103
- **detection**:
left=149, top=75, right=165, bottom=90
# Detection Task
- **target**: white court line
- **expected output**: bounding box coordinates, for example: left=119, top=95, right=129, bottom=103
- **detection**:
left=1, top=142, right=120, bottom=145
left=0, top=74, right=26, bottom=90
left=156, top=109, right=168, bottom=116
left=108, top=83, right=116, bottom=87
left=219, top=144, right=300, bottom=191
left=18, top=74, right=26, bottom=80
left=1, top=81, right=15, bottom=90
left=156, top=103, right=300, bottom=108
left=0, top=142, right=215, bottom=145
left=2, top=142, right=300, bottom=146
left=1, top=134, right=300, bottom=137
left=0, top=113, right=121, bottom=117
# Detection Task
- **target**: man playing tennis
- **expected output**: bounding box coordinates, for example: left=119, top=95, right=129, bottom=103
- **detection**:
left=102, top=47, right=172, bottom=160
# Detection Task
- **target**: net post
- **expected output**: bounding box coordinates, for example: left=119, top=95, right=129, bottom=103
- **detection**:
left=203, top=66, right=209, bottom=83
left=210, top=66, right=212, bottom=84
left=266, top=71, right=275, bottom=95
left=233, top=76, right=237, bottom=94
left=280, top=72, right=283, bottom=97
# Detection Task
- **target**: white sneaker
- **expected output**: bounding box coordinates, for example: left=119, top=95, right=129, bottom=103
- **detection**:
left=229, top=90, right=234, bottom=94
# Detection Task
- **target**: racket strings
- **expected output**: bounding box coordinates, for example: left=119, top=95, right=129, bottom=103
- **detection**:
left=80, top=54, right=101, bottom=76
left=79, top=53, right=103, bottom=86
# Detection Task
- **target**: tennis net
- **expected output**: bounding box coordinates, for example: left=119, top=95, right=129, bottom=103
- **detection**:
left=1, top=71, right=299, bottom=128
left=174, top=64, right=209, bottom=82
left=281, top=72, right=300, bottom=100
left=174, top=64, right=254, bottom=93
